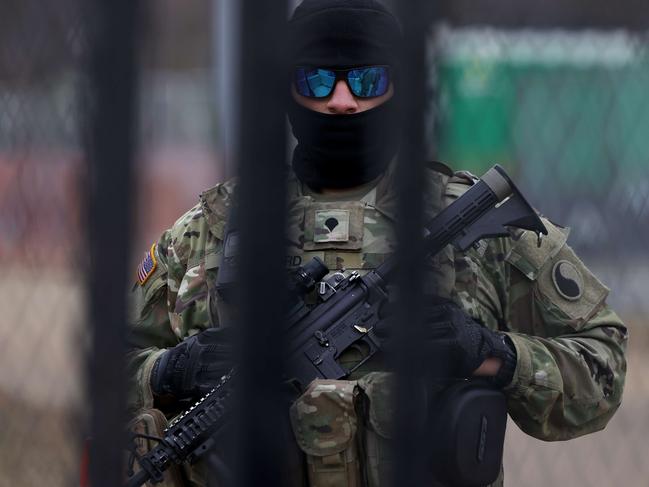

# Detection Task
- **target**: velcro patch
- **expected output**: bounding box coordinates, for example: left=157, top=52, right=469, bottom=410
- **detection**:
left=552, top=260, right=583, bottom=301
left=137, top=244, right=158, bottom=286
left=537, top=245, right=609, bottom=324
left=304, top=201, right=365, bottom=251
left=314, top=209, right=350, bottom=242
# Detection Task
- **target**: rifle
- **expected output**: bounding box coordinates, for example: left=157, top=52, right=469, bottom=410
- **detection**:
left=125, top=164, right=547, bottom=487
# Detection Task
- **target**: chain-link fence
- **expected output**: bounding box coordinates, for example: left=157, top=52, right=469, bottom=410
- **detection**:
left=0, top=0, right=84, bottom=485
left=431, top=26, right=649, bottom=486
left=0, top=1, right=219, bottom=486
left=1, top=1, right=648, bottom=487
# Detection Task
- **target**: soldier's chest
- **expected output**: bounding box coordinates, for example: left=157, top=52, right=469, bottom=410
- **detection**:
left=198, top=196, right=502, bottom=335
left=286, top=197, right=396, bottom=273
left=283, top=196, right=499, bottom=321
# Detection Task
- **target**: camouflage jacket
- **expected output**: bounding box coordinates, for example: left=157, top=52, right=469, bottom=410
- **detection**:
left=127, top=163, right=627, bottom=486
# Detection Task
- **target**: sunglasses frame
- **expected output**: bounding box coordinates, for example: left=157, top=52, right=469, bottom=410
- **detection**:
left=293, top=65, right=391, bottom=99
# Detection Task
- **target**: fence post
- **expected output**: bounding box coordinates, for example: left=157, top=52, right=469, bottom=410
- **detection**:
left=85, top=2, right=141, bottom=486
left=235, top=0, right=289, bottom=485
left=393, top=1, right=434, bottom=485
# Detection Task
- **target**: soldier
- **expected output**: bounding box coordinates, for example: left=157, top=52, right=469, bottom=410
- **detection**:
left=127, top=0, right=628, bottom=486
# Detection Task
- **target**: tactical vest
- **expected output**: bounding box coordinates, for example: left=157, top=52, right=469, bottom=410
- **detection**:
left=200, top=163, right=456, bottom=367
left=197, top=163, right=471, bottom=487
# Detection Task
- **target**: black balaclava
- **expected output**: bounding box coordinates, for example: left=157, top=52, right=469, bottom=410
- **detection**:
left=287, top=0, right=403, bottom=190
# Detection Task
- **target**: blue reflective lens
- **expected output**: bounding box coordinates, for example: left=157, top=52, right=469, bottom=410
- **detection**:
left=308, top=68, right=336, bottom=97
left=348, top=66, right=389, bottom=97
left=294, top=66, right=390, bottom=99
left=295, top=67, right=336, bottom=98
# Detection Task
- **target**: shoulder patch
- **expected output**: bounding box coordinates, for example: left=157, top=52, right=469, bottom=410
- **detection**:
left=506, top=218, right=609, bottom=324
left=137, top=243, right=158, bottom=286
left=537, top=245, right=609, bottom=323
left=552, top=260, right=583, bottom=301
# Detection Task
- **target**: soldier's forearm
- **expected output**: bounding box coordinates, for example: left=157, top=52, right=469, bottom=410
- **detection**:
left=502, top=308, right=627, bottom=440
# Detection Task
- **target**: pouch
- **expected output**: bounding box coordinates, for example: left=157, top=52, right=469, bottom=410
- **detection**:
left=430, top=381, right=507, bottom=487
left=290, top=380, right=362, bottom=487
left=127, top=408, right=186, bottom=487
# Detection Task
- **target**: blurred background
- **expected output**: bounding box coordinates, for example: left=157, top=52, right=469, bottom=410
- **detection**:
left=0, top=0, right=647, bottom=485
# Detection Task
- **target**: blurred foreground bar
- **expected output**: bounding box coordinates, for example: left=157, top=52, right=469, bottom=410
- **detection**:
left=234, top=0, right=289, bottom=486
left=393, top=0, right=432, bottom=485
left=85, top=1, right=141, bottom=487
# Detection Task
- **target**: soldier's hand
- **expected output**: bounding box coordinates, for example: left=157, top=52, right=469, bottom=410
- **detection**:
left=150, top=327, right=235, bottom=399
left=374, top=298, right=516, bottom=387
left=422, top=299, right=516, bottom=387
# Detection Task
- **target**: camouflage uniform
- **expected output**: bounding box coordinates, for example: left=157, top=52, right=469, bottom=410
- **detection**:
left=127, top=163, right=627, bottom=486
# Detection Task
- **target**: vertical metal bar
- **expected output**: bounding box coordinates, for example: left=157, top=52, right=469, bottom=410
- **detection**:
left=85, top=1, right=141, bottom=487
left=393, top=1, right=430, bottom=485
left=214, top=0, right=240, bottom=179
left=235, top=0, right=288, bottom=486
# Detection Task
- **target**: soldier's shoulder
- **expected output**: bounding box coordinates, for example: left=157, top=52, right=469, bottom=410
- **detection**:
left=421, top=161, right=480, bottom=203
left=164, top=178, right=236, bottom=267
left=198, top=177, right=237, bottom=237
left=168, top=178, right=236, bottom=239
left=505, top=217, right=569, bottom=280
left=167, top=202, right=207, bottom=241
left=506, top=217, right=610, bottom=325
left=425, top=162, right=479, bottom=203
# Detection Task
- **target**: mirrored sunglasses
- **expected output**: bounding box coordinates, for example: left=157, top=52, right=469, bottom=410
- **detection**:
left=294, top=65, right=391, bottom=99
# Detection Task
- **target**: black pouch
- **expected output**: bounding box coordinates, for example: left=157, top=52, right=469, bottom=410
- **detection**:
left=430, top=380, right=507, bottom=487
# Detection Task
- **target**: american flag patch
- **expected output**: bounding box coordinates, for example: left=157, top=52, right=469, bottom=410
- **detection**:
left=137, top=243, right=158, bottom=286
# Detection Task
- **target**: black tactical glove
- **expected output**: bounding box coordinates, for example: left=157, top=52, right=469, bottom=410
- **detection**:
left=421, top=299, right=517, bottom=387
left=150, top=327, right=235, bottom=399
left=375, top=298, right=516, bottom=388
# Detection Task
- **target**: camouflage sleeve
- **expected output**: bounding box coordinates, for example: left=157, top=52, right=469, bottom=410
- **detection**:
left=444, top=171, right=627, bottom=441
left=126, top=228, right=180, bottom=411
left=501, top=219, right=628, bottom=441
left=126, top=188, right=230, bottom=412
